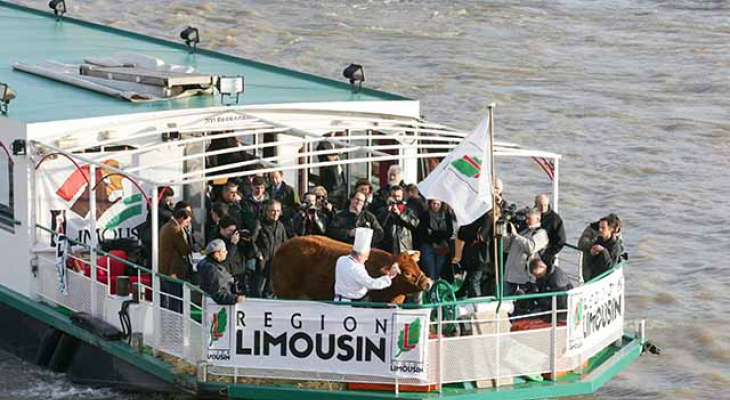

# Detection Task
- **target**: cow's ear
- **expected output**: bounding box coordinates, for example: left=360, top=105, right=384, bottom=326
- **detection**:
left=406, top=250, right=421, bottom=262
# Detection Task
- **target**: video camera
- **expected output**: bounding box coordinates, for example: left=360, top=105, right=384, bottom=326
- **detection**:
left=496, top=203, right=530, bottom=235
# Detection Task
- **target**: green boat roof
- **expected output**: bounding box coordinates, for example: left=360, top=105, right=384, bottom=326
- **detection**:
left=0, top=1, right=408, bottom=124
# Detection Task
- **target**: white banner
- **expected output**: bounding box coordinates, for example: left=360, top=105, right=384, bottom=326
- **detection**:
left=205, top=299, right=431, bottom=382
left=36, top=149, right=183, bottom=246
left=417, top=116, right=493, bottom=225
left=566, top=268, right=624, bottom=357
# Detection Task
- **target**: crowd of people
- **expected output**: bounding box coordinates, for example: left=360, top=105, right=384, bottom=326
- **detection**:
left=141, top=163, right=625, bottom=312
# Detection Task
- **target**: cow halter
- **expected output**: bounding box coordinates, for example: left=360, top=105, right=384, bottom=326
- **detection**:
left=412, top=269, right=427, bottom=288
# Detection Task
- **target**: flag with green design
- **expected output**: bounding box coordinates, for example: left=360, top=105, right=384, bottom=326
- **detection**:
left=418, top=115, right=493, bottom=225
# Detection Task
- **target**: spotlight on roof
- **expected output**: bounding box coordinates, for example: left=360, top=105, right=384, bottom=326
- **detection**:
left=0, top=82, right=17, bottom=115
left=216, top=75, right=245, bottom=106
left=48, top=0, right=66, bottom=20
left=342, top=64, right=365, bottom=93
left=180, top=26, right=200, bottom=54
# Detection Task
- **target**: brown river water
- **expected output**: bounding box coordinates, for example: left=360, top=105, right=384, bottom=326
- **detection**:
left=1, top=1, right=729, bottom=399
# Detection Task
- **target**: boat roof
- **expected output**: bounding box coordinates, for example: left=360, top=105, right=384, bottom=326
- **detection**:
left=0, top=1, right=408, bottom=124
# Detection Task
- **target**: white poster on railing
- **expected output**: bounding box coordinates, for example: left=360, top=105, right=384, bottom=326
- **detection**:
left=35, top=149, right=183, bottom=246
left=566, top=268, right=624, bottom=357
left=205, top=299, right=431, bottom=382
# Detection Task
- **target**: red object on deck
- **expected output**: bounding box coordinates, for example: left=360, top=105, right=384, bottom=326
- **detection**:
left=510, top=317, right=565, bottom=332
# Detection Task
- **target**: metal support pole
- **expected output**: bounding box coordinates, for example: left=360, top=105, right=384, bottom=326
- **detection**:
left=89, top=165, right=99, bottom=317
left=151, top=186, right=161, bottom=352
left=550, top=295, right=558, bottom=380
left=183, top=284, right=192, bottom=360
left=552, top=157, right=560, bottom=214
left=29, top=156, right=40, bottom=299
left=437, top=306, right=443, bottom=393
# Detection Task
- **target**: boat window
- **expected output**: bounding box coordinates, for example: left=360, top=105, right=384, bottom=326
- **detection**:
left=0, top=147, right=15, bottom=232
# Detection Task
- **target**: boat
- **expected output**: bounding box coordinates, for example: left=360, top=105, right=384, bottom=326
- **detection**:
left=0, top=1, right=650, bottom=399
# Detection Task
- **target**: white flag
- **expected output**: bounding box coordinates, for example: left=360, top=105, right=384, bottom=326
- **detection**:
left=417, top=116, right=493, bottom=225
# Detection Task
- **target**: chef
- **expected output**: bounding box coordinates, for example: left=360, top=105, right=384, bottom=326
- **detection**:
left=334, top=227, right=400, bottom=301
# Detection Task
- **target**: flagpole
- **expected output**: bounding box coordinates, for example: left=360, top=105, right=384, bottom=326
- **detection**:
left=487, top=104, right=501, bottom=303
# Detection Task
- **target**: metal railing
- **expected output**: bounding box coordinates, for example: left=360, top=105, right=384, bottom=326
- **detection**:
left=32, top=227, right=624, bottom=394
left=35, top=225, right=208, bottom=365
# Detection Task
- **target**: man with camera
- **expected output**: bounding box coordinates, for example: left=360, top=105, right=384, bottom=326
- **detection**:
left=502, top=207, right=549, bottom=296
left=291, top=192, right=329, bottom=237
left=378, top=186, right=419, bottom=255
left=208, top=216, right=259, bottom=296
left=327, top=192, right=384, bottom=246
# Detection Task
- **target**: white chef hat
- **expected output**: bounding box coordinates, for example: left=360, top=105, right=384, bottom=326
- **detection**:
left=352, top=227, right=373, bottom=254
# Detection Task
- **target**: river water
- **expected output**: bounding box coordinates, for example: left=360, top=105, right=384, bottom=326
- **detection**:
left=3, top=0, right=729, bottom=399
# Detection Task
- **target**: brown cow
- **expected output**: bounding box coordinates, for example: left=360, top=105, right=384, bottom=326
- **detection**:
left=272, top=235, right=431, bottom=303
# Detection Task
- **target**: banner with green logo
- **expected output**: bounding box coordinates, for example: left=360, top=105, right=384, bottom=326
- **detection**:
left=205, top=299, right=430, bottom=381
left=566, top=267, right=624, bottom=358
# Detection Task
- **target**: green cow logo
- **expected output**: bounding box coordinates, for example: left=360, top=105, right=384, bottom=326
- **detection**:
left=209, top=307, right=228, bottom=346
left=451, top=155, right=482, bottom=178
left=396, top=318, right=422, bottom=358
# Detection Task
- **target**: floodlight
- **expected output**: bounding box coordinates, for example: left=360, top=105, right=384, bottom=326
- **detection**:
left=342, top=64, right=365, bottom=93
left=180, top=26, right=200, bottom=53
left=216, top=76, right=244, bottom=106
left=48, top=0, right=66, bottom=19
left=0, top=83, right=16, bottom=115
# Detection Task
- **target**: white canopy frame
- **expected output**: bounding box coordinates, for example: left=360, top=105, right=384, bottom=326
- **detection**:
left=29, top=106, right=562, bottom=324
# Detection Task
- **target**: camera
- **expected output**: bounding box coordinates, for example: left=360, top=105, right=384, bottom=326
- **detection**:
left=498, top=203, right=529, bottom=233
left=387, top=199, right=404, bottom=207
left=303, top=201, right=317, bottom=214
left=237, top=229, right=251, bottom=239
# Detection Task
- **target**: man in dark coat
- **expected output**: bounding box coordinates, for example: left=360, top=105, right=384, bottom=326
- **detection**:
left=199, top=239, right=245, bottom=305
left=209, top=216, right=255, bottom=293
left=528, top=258, right=573, bottom=318
left=535, top=194, right=566, bottom=267
left=243, top=176, right=270, bottom=220
left=267, top=170, right=300, bottom=223
left=457, top=209, right=497, bottom=298
left=253, top=201, right=288, bottom=298
left=317, top=140, right=347, bottom=208
left=291, top=193, right=328, bottom=236
left=327, top=192, right=384, bottom=246
left=584, top=216, right=623, bottom=279
left=378, top=186, right=419, bottom=255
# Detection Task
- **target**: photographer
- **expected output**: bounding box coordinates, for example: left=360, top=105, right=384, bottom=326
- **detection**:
left=313, top=186, right=336, bottom=220
left=326, top=192, right=384, bottom=246
left=503, top=207, right=548, bottom=296
left=208, top=216, right=259, bottom=296
left=291, top=192, right=329, bottom=236
left=378, top=186, right=419, bottom=255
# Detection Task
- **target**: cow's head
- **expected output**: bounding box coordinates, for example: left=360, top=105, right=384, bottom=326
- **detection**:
left=383, top=251, right=432, bottom=294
